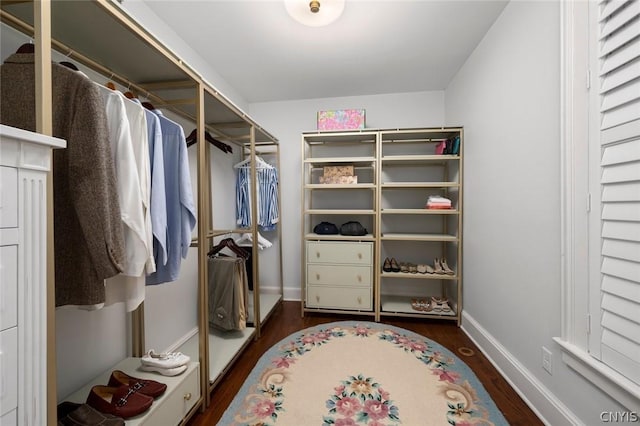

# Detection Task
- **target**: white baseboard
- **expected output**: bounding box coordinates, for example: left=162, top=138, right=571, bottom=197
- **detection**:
left=283, top=285, right=301, bottom=301
left=461, top=311, right=581, bottom=426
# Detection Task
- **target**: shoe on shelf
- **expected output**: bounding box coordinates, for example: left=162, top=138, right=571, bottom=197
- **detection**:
left=140, top=364, right=188, bottom=377
left=383, top=257, right=392, bottom=272
left=86, top=385, right=153, bottom=419
left=417, top=264, right=427, bottom=274
left=409, top=263, right=418, bottom=274
left=141, top=350, right=190, bottom=369
left=108, top=370, right=167, bottom=398
left=433, top=258, right=444, bottom=274
left=431, top=296, right=452, bottom=313
left=440, top=258, right=455, bottom=275
left=390, top=258, right=400, bottom=272
left=400, top=263, right=409, bottom=273
left=58, top=401, right=125, bottom=426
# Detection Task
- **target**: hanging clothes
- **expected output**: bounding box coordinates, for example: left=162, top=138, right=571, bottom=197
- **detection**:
left=0, top=53, right=125, bottom=307
left=97, top=85, right=152, bottom=312
left=146, top=111, right=196, bottom=285
left=235, top=158, right=279, bottom=231
left=208, top=256, right=248, bottom=331
left=133, top=99, right=168, bottom=268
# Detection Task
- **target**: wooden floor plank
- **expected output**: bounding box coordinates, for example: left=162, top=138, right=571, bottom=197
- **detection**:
left=187, top=301, right=542, bottom=425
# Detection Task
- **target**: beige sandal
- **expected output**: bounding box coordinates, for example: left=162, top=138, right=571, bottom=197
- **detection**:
left=440, top=258, right=455, bottom=275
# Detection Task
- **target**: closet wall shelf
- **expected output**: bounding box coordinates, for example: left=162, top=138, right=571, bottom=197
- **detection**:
left=305, top=156, right=376, bottom=165
left=305, top=209, right=376, bottom=215
left=381, top=209, right=459, bottom=215
left=305, top=233, right=376, bottom=241
left=305, top=184, right=376, bottom=190
left=381, top=182, right=459, bottom=188
left=380, top=272, right=458, bottom=280
left=381, top=296, right=457, bottom=318
left=381, top=155, right=460, bottom=163
left=380, top=233, right=458, bottom=242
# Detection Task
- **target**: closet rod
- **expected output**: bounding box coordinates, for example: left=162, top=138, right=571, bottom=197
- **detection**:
left=0, top=10, right=199, bottom=126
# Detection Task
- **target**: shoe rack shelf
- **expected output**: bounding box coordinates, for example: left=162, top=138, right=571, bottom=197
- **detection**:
left=301, top=128, right=463, bottom=325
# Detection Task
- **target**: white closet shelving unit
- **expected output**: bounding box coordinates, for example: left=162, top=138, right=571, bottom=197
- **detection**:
left=378, top=128, right=463, bottom=325
left=301, top=131, right=378, bottom=317
left=301, top=128, right=463, bottom=324
left=0, top=1, right=282, bottom=423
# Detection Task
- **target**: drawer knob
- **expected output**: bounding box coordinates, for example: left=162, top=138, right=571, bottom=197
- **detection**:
left=316, top=251, right=320, bottom=258
left=358, top=253, right=362, bottom=259
left=316, top=273, right=320, bottom=280
left=357, top=297, right=362, bottom=304
left=357, top=275, right=362, bottom=282
left=316, top=295, right=320, bottom=302
left=184, top=392, right=192, bottom=401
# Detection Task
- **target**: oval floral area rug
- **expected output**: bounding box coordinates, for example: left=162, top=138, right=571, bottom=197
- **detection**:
left=218, top=321, right=508, bottom=426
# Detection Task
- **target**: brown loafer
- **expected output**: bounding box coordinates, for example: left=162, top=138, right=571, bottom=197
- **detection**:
left=58, top=401, right=124, bottom=425
left=108, top=370, right=167, bottom=398
left=86, top=385, right=153, bottom=419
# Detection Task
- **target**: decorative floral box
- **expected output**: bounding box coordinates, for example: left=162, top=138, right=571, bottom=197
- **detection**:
left=317, top=109, right=366, bottom=130
left=323, top=165, right=354, bottom=177
left=319, top=175, right=358, bottom=184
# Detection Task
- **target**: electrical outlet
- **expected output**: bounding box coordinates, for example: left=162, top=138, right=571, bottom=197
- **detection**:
left=542, top=346, right=553, bottom=375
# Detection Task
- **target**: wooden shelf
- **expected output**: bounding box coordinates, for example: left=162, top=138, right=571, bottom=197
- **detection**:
left=305, top=233, right=375, bottom=241
left=381, top=182, right=459, bottom=188
left=380, top=271, right=458, bottom=280
left=305, top=183, right=376, bottom=189
left=381, top=155, right=460, bottom=163
left=305, top=209, right=376, bottom=215
left=380, top=295, right=457, bottom=318
left=380, top=233, right=458, bottom=242
left=304, top=156, right=376, bottom=165
left=381, top=208, right=459, bottom=215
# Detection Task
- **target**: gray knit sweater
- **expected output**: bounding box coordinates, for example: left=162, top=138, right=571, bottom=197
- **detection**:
left=0, top=53, right=125, bottom=306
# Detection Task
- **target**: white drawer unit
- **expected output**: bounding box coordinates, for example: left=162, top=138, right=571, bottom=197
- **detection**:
left=0, top=125, right=65, bottom=426
left=0, top=167, right=18, bottom=229
left=305, top=241, right=373, bottom=312
left=0, top=245, right=18, bottom=331
left=0, top=327, right=18, bottom=419
left=307, top=241, right=372, bottom=265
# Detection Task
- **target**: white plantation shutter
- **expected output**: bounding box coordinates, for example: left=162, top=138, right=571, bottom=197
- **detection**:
left=595, top=0, right=640, bottom=385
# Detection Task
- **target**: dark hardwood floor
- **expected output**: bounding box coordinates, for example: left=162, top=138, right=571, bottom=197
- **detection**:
left=188, top=301, right=542, bottom=425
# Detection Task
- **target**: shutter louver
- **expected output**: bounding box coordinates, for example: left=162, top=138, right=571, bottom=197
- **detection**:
left=598, top=0, right=640, bottom=386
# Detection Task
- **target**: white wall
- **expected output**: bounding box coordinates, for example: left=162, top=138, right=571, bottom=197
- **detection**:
left=445, top=1, right=626, bottom=424
left=249, top=91, right=445, bottom=299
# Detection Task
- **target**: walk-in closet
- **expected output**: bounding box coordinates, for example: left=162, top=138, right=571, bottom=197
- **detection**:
left=0, top=1, right=282, bottom=424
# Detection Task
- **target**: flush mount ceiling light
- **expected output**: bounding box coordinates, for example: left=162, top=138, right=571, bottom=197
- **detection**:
left=285, top=0, right=346, bottom=27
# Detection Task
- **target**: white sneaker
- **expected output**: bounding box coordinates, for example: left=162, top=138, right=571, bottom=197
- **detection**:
left=140, top=364, right=188, bottom=376
left=141, top=350, right=190, bottom=369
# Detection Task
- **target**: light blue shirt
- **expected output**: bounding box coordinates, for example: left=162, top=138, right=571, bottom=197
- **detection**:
left=133, top=99, right=168, bottom=267
left=146, top=111, right=196, bottom=285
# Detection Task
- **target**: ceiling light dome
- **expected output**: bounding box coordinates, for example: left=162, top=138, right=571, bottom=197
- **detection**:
left=285, top=0, right=346, bottom=27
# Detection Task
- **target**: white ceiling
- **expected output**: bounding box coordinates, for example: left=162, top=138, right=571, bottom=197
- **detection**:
left=142, top=0, right=509, bottom=103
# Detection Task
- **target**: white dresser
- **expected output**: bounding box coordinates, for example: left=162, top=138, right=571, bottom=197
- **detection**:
left=0, top=125, right=65, bottom=425
left=306, top=241, right=373, bottom=311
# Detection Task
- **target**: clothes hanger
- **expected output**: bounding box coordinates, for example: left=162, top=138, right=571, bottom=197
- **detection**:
left=141, top=101, right=156, bottom=111
left=105, top=81, right=117, bottom=90
left=207, top=237, right=249, bottom=259
left=233, top=155, right=272, bottom=169
left=59, top=61, right=79, bottom=71
left=185, top=128, right=232, bottom=154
